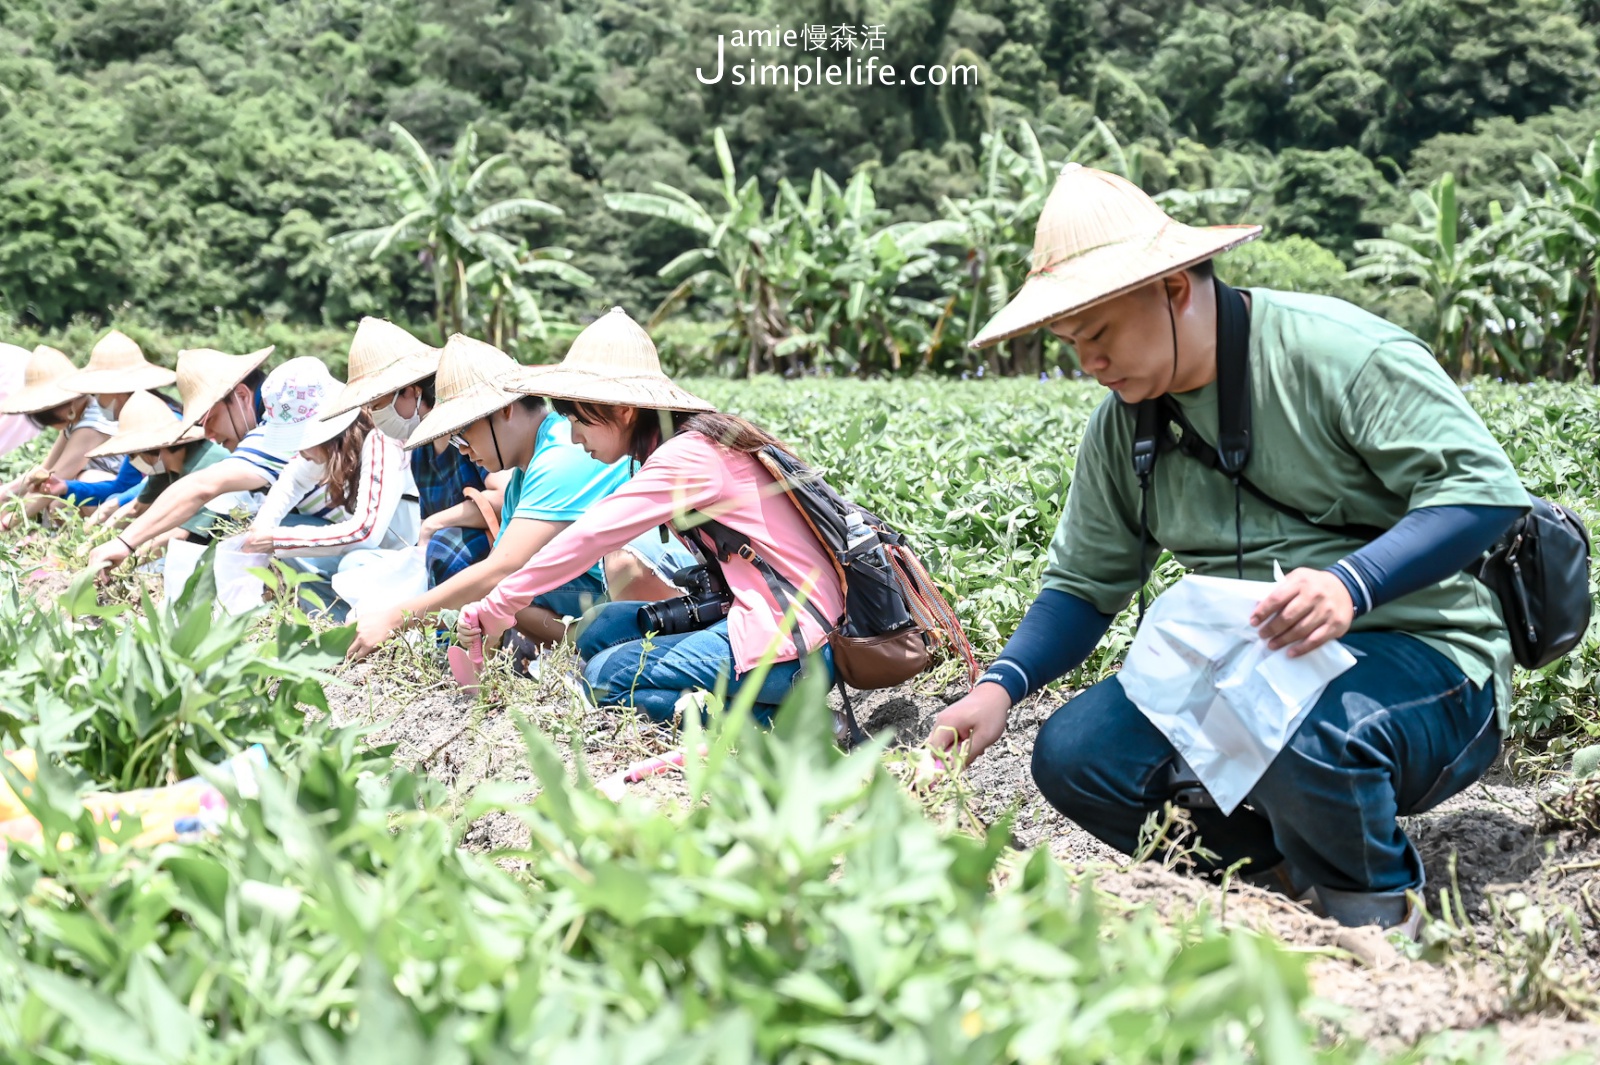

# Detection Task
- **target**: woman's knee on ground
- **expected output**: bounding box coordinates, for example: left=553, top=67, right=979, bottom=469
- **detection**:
left=581, top=647, right=685, bottom=722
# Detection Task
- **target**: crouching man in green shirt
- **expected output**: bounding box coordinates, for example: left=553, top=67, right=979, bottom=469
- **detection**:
left=931, top=165, right=1529, bottom=932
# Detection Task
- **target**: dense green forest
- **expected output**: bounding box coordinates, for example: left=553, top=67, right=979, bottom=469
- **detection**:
left=6, top=0, right=1600, bottom=378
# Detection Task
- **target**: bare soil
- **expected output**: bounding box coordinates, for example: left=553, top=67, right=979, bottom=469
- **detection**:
left=323, top=648, right=1600, bottom=1061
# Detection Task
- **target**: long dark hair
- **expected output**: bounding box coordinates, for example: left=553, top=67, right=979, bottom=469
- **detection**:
left=318, top=410, right=377, bottom=510
left=551, top=400, right=792, bottom=467
left=26, top=396, right=85, bottom=432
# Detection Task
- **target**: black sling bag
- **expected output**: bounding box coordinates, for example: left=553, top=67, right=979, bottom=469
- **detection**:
left=1129, top=279, right=1591, bottom=670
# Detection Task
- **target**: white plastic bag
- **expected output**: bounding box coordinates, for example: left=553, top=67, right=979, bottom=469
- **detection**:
left=331, top=546, right=429, bottom=618
left=215, top=536, right=270, bottom=615
left=1117, top=573, right=1357, bottom=815
left=162, top=540, right=208, bottom=603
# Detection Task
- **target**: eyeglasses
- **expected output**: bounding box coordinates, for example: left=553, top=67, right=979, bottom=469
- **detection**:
left=448, top=433, right=471, bottom=451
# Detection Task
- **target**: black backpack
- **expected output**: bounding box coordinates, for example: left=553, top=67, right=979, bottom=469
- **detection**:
left=1129, top=280, right=1592, bottom=670
left=677, top=446, right=979, bottom=743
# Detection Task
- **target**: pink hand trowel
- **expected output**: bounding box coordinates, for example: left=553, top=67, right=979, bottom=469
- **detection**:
left=448, top=645, right=480, bottom=693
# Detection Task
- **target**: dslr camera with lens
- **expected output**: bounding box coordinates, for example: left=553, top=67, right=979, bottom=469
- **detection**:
left=637, top=563, right=733, bottom=636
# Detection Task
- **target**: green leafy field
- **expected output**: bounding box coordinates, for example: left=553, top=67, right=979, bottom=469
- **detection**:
left=0, top=377, right=1595, bottom=1059
left=698, top=376, right=1600, bottom=743
left=0, top=557, right=1414, bottom=1062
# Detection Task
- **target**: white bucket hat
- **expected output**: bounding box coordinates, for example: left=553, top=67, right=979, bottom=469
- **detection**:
left=971, top=164, right=1262, bottom=348
left=85, top=391, right=203, bottom=458
left=406, top=334, right=523, bottom=449
left=65, top=330, right=176, bottom=395
left=508, top=306, right=715, bottom=413
left=0, top=346, right=83, bottom=416
left=321, top=317, right=441, bottom=418
left=255, top=357, right=359, bottom=454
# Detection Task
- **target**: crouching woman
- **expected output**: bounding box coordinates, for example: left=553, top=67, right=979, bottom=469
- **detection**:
left=241, top=403, right=417, bottom=619
left=459, top=307, right=842, bottom=722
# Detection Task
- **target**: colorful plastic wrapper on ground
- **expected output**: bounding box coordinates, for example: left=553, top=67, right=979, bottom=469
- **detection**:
left=0, top=745, right=266, bottom=854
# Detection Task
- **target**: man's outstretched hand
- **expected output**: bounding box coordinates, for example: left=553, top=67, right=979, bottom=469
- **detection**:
left=1250, top=567, right=1355, bottom=656
left=927, top=683, right=1012, bottom=767
left=85, top=538, right=132, bottom=583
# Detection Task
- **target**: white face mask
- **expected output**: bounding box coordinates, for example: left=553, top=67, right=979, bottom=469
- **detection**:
left=131, top=455, right=165, bottom=476
left=370, top=399, right=421, bottom=441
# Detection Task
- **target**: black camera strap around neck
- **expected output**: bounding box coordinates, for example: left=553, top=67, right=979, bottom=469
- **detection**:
left=1130, top=278, right=1252, bottom=622
left=1129, top=280, right=1388, bottom=625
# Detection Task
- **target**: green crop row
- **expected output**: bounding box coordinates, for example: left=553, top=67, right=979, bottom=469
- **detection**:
left=694, top=376, right=1600, bottom=743
left=0, top=550, right=1506, bottom=1062
left=5, top=374, right=1598, bottom=743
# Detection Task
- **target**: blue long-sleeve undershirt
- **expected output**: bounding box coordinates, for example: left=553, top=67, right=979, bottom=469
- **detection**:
left=979, top=589, right=1113, bottom=704
left=62, top=456, right=144, bottom=505
left=980, top=503, right=1524, bottom=705
left=1326, top=503, right=1524, bottom=617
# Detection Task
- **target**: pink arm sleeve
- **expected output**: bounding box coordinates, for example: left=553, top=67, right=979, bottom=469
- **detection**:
left=475, top=436, right=724, bottom=626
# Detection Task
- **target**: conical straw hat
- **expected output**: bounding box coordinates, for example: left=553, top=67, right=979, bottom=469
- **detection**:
left=507, top=306, right=715, bottom=413
left=65, top=330, right=177, bottom=394
left=86, top=391, right=202, bottom=458
left=971, top=164, right=1262, bottom=349
left=322, top=318, right=441, bottom=418
left=0, top=346, right=83, bottom=415
left=170, top=345, right=275, bottom=436
left=406, top=334, right=523, bottom=449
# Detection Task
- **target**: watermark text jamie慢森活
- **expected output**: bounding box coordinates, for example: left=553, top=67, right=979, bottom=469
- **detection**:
left=695, top=24, right=977, bottom=89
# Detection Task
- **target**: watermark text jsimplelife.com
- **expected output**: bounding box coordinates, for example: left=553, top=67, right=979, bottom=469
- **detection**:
left=695, top=24, right=977, bottom=88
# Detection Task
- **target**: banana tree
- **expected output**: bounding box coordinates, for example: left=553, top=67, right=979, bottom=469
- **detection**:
left=1349, top=173, right=1554, bottom=380
left=1527, top=135, right=1600, bottom=383
left=773, top=168, right=962, bottom=374
left=465, top=246, right=594, bottom=350
left=605, top=128, right=789, bottom=377
left=932, top=121, right=1055, bottom=374
left=331, top=123, right=563, bottom=340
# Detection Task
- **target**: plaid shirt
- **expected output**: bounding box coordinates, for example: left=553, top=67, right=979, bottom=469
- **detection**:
left=412, top=444, right=492, bottom=586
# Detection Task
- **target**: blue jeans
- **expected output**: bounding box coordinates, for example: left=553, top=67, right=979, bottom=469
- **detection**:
left=1030, top=631, right=1500, bottom=895
left=532, top=571, right=606, bottom=620
left=277, top=513, right=349, bottom=623
left=574, top=600, right=833, bottom=723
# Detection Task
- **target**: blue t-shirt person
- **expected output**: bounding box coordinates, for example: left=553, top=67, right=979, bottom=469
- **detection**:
left=498, top=414, right=632, bottom=580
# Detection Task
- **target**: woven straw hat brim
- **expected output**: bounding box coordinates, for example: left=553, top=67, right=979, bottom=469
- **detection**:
left=87, top=421, right=203, bottom=459
left=294, top=407, right=362, bottom=453
left=321, top=349, right=441, bottom=418
left=66, top=363, right=178, bottom=396
left=172, top=347, right=275, bottom=436
left=0, top=379, right=82, bottom=416
left=405, top=380, right=521, bottom=450
left=971, top=222, right=1261, bottom=349
left=507, top=365, right=717, bottom=414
